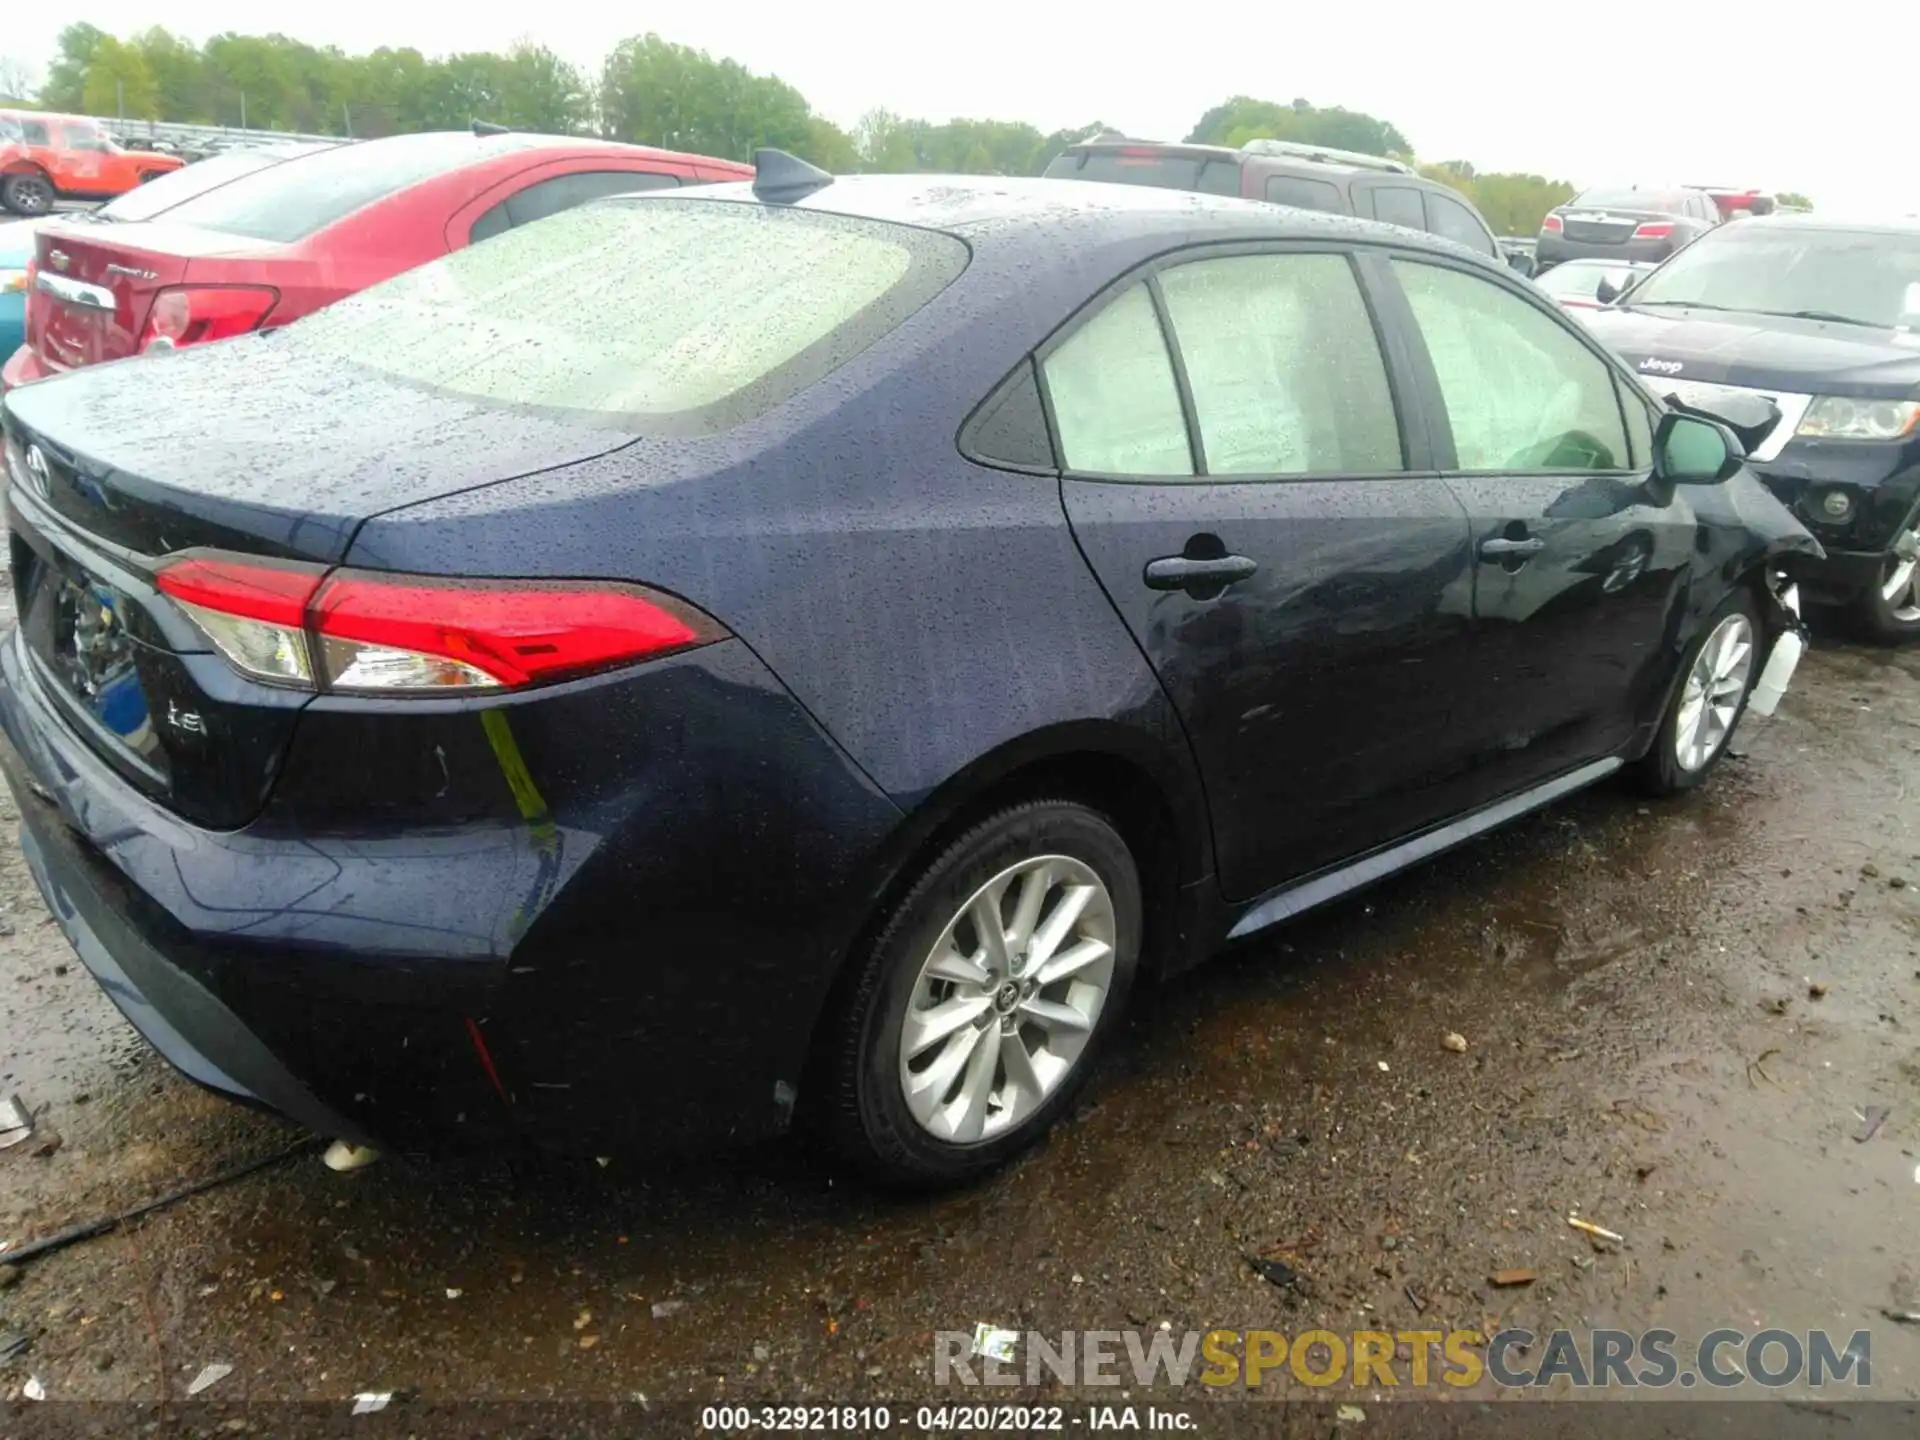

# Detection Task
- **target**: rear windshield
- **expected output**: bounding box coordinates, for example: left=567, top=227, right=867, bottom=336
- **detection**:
left=158, top=133, right=504, bottom=243
left=98, top=148, right=313, bottom=223
left=1573, top=188, right=1693, bottom=214
left=288, top=198, right=970, bottom=430
left=1044, top=149, right=1242, bottom=197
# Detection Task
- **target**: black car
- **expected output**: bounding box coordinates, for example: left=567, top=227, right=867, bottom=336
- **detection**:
left=0, top=159, right=1815, bottom=1187
left=1584, top=215, right=1920, bottom=639
left=1043, top=137, right=1527, bottom=273
left=1539, top=186, right=1721, bottom=270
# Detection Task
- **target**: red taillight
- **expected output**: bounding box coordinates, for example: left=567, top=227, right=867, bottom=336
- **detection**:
left=1541, top=214, right=1564, bottom=233
left=156, top=553, right=726, bottom=694
left=138, top=286, right=279, bottom=353
left=1632, top=222, right=1674, bottom=239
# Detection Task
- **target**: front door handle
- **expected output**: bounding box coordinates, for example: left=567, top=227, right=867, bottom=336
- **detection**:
left=1479, top=536, right=1546, bottom=560
left=1143, top=554, right=1259, bottom=593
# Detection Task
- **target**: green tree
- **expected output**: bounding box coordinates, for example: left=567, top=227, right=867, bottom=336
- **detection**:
left=1419, top=162, right=1574, bottom=237
left=599, top=33, right=814, bottom=160
left=131, top=28, right=211, bottom=123
left=80, top=36, right=158, bottom=119
left=1188, top=96, right=1411, bottom=158
left=40, top=23, right=109, bottom=111
left=496, top=43, right=593, bottom=133
left=1777, top=190, right=1813, bottom=211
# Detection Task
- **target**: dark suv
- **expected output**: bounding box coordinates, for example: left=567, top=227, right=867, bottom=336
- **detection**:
left=1538, top=186, right=1721, bottom=271
left=1043, top=137, right=1522, bottom=271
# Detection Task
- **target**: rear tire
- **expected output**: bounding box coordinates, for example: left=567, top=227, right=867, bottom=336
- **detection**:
left=817, top=800, right=1140, bottom=1188
left=1, top=172, right=54, bottom=216
left=1632, top=589, right=1762, bottom=796
left=1849, top=510, right=1920, bottom=644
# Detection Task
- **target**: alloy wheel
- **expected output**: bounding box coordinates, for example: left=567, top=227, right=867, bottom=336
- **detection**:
left=897, top=854, right=1116, bottom=1144
left=6, top=177, right=51, bottom=215
left=1674, top=613, right=1755, bottom=771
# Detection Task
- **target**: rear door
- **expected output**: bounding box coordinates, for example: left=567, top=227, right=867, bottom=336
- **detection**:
left=1048, top=245, right=1481, bottom=902
left=1385, top=255, right=1694, bottom=789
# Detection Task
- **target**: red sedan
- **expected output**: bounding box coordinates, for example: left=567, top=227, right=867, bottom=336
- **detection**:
left=3, top=128, right=752, bottom=389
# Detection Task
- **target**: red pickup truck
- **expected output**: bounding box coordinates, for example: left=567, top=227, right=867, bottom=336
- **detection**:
left=0, top=109, right=185, bottom=215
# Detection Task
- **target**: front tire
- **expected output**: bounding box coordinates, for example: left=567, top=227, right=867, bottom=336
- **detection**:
left=1633, top=589, right=1762, bottom=795
left=818, top=800, right=1141, bottom=1188
left=1851, top=511, right=1920, bottom=644
left=1, top=172, right=55, bottom=216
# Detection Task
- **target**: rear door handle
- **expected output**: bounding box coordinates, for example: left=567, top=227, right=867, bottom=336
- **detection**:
left=1479, top=536, right=1546, bottom=559
left=1143, top=554, right=1259, bottom=592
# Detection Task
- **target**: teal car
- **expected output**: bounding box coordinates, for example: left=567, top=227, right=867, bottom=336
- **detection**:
left=0, top=217, right=35, bottom=361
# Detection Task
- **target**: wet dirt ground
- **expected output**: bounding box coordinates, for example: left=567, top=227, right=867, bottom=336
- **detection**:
left=5, top=586, right=1920, bottom=1430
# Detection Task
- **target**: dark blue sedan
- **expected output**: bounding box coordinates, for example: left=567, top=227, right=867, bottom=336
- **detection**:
left=0, top=157, right=1817, bottom=1186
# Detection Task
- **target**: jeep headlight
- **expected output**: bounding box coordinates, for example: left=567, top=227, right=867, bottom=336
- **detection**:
left=1795, top=396, right=1920, bottom=440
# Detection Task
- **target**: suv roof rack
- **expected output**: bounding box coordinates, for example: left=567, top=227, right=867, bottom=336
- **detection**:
left=1238, top=138, right=1412, bottom=175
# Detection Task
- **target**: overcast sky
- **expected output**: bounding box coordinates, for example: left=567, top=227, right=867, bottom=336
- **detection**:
left=5, top=1, right=1908, bottom=217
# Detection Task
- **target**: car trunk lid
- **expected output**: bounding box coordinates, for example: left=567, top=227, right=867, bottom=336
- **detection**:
left=27, top=220, right=277, bottom=373
left=1558, top=206, right=1671, bottom=245
left=2, top=338, right=642, bottom=826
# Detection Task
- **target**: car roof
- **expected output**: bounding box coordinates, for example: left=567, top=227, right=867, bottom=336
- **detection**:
left=678, top=173, right=1494, bottom=262
left=1058, top=138, right=1423, bottom=180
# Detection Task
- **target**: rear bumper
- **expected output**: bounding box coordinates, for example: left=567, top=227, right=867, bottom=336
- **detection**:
left=7, top=754, right=375, bottom=1145
left=0, top=624, right=904, bottom=1157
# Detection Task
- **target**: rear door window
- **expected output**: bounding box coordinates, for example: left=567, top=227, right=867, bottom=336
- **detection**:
left=19, top=119, right=51, bottom=145
left=1426, top=192, right=1496, bottom=256
left=1159, top=252, right=1401, bottom=475
left=160, top=133, right=514, bottom=243
left=1263, top=174, right=1345, bottom=213
left=1370, top=186, right=1426, bottom=230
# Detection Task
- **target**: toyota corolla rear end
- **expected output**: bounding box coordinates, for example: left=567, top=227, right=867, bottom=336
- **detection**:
left=0, top=193, right=964, bottom=1156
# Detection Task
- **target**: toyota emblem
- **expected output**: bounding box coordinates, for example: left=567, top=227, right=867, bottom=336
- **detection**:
left=23, top=445, right=52, bottom=501
left=48, top=249, right=70, bottom=273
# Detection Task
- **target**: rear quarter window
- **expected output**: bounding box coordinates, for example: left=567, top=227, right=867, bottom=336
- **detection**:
left=289, top=198, right=969, bottom=433
left=160, top=133, right=513, bottom=244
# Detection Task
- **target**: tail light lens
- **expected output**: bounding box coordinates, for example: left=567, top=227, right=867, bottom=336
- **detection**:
left=1632, top=222, right=1674, bottom=239
left=139, top=286, right=279, bottom=353
left=155, top=553, right=727, bottom=694
left=1541, top=214, right=1564, bottom=233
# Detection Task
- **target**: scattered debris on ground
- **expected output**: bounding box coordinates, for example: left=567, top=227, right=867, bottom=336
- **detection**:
left=1442, top=1032, right=1469, bottom=1053
left=0, top=1095, right=34, bottom=1152
left=970, top=1324, right=1017, bottom=1364
left=1855, top=1106, right=1890, bottom=1143
left=186, top=1362, right=232, bottom=1395
left=1568, top=1215, right=1623, bottom=1244
left=1489, top=1268, right=1539, bottom=1287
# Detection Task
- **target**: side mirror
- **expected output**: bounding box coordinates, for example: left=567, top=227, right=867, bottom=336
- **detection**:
left=1506, top=250, right=1535, bottom=278
left=1595, top=277, right=1620, bottom=306
left=1655, top=411, right=1743, bottom=484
